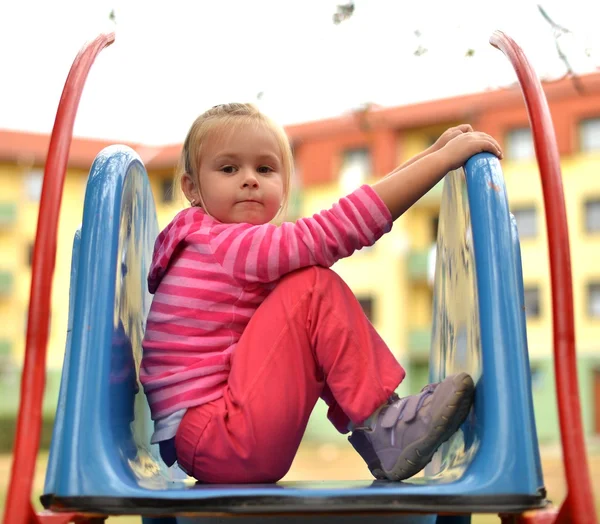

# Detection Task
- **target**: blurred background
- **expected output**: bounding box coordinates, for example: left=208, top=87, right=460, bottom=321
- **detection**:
left=1, top=0, right=600, bottom=521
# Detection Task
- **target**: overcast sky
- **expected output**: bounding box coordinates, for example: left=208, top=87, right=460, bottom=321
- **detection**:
left=1, top=0, right=598, bottom=145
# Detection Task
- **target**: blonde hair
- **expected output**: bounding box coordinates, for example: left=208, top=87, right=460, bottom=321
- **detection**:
left=174, top=103, right=294, bottom=219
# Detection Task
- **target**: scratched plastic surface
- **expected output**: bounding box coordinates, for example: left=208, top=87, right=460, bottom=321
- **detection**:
left=43, top=150, right=544, bottom=517
left=425, top=166, right=482, bottom=480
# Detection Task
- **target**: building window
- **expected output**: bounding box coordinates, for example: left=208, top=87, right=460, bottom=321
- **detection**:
left=357, top=295, right=375, bottom=323
left=430, top=216, right=439, bottom=243
left=580, top=118, right=600, bottom=152
left=588, top=283, right=600, bottom=319
left=27, top=242, right=34, bottom=266
left=24, top=168, right=44, bottom=201
left=425, top=135, right=438, bottom=148
left=339, top=148, right=371, bottom=193
left=506, top=128, right=534, bottom=161
left=512, top=206, right=538, bottom=238
left=161, top=179, right=174, bottom=204
left=530, top=365, right=545, bottom=390
left=585, top=199, right=600, bottom=233
left=523, top=286, right=541, bottom=318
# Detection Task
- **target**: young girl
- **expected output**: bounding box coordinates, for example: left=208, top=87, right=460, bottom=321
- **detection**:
left=140, top=103, right=502, bottom=484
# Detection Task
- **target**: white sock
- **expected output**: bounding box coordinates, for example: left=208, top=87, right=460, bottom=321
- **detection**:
left=348, top=407, right=381, bottom=432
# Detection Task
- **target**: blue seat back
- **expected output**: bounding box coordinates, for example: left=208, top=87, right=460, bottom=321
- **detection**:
left=44, top=146, right=170, bottom=497
left=426, top=154, right=543, bottom=493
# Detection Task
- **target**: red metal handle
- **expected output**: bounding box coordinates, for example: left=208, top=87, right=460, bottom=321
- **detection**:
left=490, top=30, right=596, bottom=523
left=3, top=33, right=115, bottom=524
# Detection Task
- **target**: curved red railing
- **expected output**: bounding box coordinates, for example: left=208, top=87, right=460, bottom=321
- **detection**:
left=490, top=31, right=596, bottom=523
left=3, top=33, right=115, bottom=524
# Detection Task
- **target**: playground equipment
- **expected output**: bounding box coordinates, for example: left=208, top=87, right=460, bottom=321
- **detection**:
left=2, top=29, right=597, bottom=524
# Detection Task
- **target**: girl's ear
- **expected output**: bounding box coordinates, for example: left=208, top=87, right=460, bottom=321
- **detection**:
left=181, top=173, right=199, bottom=205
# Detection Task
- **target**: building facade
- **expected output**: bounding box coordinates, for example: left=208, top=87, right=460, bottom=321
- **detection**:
left=1, top=73, right=600, bottom=443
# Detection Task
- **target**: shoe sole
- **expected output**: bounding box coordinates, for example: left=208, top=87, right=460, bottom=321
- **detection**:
left=383, top=372, right=475, bottom=481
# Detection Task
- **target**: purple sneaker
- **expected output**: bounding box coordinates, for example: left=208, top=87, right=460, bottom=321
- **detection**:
left=348, top=372, right=475, bottom=481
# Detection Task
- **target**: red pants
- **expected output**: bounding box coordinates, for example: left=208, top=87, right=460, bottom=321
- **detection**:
left=175, top=266, right=405, bottom=483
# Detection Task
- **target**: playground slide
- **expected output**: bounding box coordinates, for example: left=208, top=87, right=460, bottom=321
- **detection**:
left=39, top=147, right=545, bottom=520
left=5, top=27, right=595, bottom=524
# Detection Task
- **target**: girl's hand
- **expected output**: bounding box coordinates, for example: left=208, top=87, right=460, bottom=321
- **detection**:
left=383, top=124, right=475, bottom=179
left=432, top=124, right=473, bottom=151
left=439, top=131, right=503, bottom=171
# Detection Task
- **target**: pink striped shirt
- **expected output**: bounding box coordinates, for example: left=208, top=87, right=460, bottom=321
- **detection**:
left=140, top=185, right=392, bottom=439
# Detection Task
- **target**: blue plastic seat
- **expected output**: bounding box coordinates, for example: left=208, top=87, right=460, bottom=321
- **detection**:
left=42, top=146, right=547, bottom=521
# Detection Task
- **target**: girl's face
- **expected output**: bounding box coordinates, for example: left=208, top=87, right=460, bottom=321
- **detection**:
left=184, top=122, right=285, bottom=225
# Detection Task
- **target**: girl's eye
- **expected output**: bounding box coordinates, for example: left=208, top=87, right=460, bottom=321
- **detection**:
left=221, top=165, right=237, bottom=174
left=257, top=166, right=273, bottom=174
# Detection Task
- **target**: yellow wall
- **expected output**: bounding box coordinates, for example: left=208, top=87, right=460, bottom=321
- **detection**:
left=300, top=184, right=410, bottom=364
left=558, top=153, right=600, bottom=354
left=148, top=170, right=183, bottom=229
left=2, top=131, right=600, bottom=390
left=0, top=163, right=88, bottom=370
left=502, top=157, right=549, bottom=356
left=298, top=125, right=600, bottom=388
left=0, top=164, right=22, bottom=358
left=501, top=152, right=600, bottom=357
left=0, top=162, right=185, bottom=374
left=399, top=128, right=449, bottom=357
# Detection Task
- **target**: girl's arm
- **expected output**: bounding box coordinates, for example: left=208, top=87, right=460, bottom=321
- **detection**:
left=373, top=131, right=502, bottom=221
left=209, top=186, right=391, bottom=284
left=210, top=131, right=502, bottom=285
left=383, top=124, right=473, bottom=178
left=393, top=146, right=435, bottom=172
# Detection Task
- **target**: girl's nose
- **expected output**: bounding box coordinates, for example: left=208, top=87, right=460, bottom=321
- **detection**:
left=241, top=168, right=259, bottom=188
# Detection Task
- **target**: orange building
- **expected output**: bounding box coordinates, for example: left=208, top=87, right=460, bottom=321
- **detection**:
left=1, top=71, right=600, bottom=443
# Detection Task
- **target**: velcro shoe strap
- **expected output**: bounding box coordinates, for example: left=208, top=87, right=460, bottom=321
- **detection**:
left=381, top=395, right=420, bottom=428
left=399, top=394, right=421, bottom=423
left=381, top=401, right=403, bottom=428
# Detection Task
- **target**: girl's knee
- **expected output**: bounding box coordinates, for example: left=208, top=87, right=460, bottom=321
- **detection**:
left=266, top=266, right=350, bottom=311
left=279, top=266, right=341, bottom=287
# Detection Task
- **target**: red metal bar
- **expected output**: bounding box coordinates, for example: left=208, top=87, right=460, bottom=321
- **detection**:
left=3, top=33, right=115, bottom=524
left=490, top=31, right=596, bottom=523
left=500, top=508, right=560, bottom=524
left=36, top=512, right=77, bottom=524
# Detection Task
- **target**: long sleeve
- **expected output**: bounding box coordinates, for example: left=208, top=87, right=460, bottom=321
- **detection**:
left=209, top=185, right=392, bottom=284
